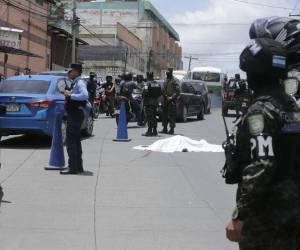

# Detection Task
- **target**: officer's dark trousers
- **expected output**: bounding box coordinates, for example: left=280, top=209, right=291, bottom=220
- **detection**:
left=66, top=109, right=84, bottom=173
left=162, top=101, right=176, bottom=129
left=145, top=105, right=157, bottom=129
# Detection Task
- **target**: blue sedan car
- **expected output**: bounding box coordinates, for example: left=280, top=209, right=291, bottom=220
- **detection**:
left=0, top=75, right=93, bottom=141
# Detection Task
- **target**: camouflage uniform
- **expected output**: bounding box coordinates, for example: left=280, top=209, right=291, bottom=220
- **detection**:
left=231, top=92, right=300, bottom=250
left=161, top=78, right=180, bottom=130
left=142, top=80, right=161, bottom=135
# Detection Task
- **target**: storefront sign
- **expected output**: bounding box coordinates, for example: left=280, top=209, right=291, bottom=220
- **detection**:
left=0, top=29, right=21, bottom=49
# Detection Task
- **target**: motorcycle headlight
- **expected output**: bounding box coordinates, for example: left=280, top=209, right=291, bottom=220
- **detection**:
left=283, top=77, right=299, bottom=96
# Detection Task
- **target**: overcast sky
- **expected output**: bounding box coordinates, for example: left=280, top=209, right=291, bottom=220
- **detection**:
left=149, top=0, right=300, bottom=76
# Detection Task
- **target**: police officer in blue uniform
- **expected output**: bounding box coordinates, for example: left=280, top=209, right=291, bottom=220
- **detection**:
left=61, top=63, right=89, bottom=175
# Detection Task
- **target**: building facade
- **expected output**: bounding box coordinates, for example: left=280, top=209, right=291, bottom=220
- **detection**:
left=76, top=0, right=182, bottom=77
left=0, top=0, right=55, bottom=76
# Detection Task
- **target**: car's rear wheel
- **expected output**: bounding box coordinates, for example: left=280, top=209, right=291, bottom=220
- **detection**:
left=197, top=104, right=204, bottom=120
left=180, top=105, right=188, bottom=123
left=61, top=120, right=67, bottom=145
left=205, top=101, right=211, bottom=114
left=83, top=113, right=93, bottom=137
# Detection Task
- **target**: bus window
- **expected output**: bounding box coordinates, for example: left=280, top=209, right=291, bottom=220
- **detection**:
left=192, top=72, right=220, bottom=82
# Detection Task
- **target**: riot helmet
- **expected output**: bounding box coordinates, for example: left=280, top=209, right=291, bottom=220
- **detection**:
left=136, top=74, right=144, bottom=83
left=147, top=72, right=154, bottom=81
left=240, top=38, right=287, bottom=91
left=124, top=72, right=133, bottom=81
left=89, top=72, right=96, bottom=80
left=106, top=75, right=113, bottom=83
left=235, top=73, right=241, bottom=80
left=166, top=68, right=173, bottom=80
left=283, top=20, right=300, bottom=69
left=249, top=16, right=293, bottom=42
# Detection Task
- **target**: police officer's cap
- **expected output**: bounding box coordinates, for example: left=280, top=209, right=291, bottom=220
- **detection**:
left=240, top=38, right=287, bottom=79
left=90, top=72, right=96, bottom=77
left=70, top=63, right=83, bottom=72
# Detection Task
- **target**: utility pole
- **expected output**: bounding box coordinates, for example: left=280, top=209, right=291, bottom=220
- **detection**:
left=124, top=47, right=128, bottom=74
left=184, top=56, right=198, bottom=72
left=72, top=0, right=79, bottom=63
left=147, top=49, right=153, bottom=73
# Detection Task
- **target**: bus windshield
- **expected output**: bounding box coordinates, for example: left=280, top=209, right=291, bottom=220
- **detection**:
left=192, top=72, right=220, bottom=82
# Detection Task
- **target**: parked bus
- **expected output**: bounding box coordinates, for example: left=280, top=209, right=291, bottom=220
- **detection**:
left=186, top=67, right=224, bottom=95
left=186, top=67, right=225, bottom=107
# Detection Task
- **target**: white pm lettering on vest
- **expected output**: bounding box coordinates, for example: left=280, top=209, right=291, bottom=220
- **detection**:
left=250, top=135, right=274, bottom=159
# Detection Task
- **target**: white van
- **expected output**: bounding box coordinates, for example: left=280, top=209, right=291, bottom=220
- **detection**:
left=187, top=66, right=224, bottom=95
left=173, top=70, right=187, bottom=81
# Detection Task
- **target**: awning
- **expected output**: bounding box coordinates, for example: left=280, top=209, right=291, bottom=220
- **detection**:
left=0, top=46, right=42, bottom=57
left=48, top=24, right=89, bottom=45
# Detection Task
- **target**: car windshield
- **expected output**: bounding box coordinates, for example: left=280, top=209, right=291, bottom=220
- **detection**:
left=192, top=72, right=220, bottom=82
left=0, top=80, right=51, bottom=94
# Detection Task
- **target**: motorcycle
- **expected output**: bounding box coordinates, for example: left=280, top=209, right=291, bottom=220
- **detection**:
left=115, top=88, right=146, bottom=126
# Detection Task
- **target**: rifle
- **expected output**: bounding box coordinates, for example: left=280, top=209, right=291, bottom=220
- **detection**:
left=221, top=115, right=241, bottom=184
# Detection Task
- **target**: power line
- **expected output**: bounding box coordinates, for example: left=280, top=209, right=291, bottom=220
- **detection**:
left=80, top=24, right=111, bottom=46
left=226, top=0, right=297, bottom=10
left=293, top=0, right=300, bottom=10
left=180, top=41, right=246, bottom=45
left=171, top=22, right=249, bottom=26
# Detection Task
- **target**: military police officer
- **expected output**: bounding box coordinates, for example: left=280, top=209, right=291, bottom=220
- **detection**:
left=87, top=72, right=97, bottom=105
left=61, top=63, right=89, bottom=175
left=160, top=68, right=180, bottom=135
left=142, top=72, right=162, bottom=136
left=103, top=75, right=116, bottom=117
left=224, top=38, right=300, bottom=249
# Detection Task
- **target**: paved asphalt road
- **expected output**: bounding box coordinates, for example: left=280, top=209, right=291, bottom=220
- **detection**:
left=0, top=109, right=238, bottom=250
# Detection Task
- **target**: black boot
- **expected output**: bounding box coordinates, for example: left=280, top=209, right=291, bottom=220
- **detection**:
left=142, top=127, right=153, bottom=137
left=152, top=127, right=158, bottom=136
left=168, top=128, right=174, bottom=135
left=159, top=127, right=168, bottom=134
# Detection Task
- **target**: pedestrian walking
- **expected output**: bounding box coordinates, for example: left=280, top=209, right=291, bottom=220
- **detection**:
left=61, top=63, right=89, bottom=175
left=160, top=68, right=180, bottom=135
left=223, top=38, right=300, bottom=250
left=142, top=72, right=162, bottom=136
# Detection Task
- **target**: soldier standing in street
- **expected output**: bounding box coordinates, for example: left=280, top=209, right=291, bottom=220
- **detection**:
left=160, top=68, right=180, bottom=135
left=142, top=72, right=162, bottom=136
left=87, top=72, right=97, bottom=106
left=61, top=63, right=89, bottom=175
left=224, top=38, right=300, bottom=249
left=103, top=75, right=116, bottom=117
